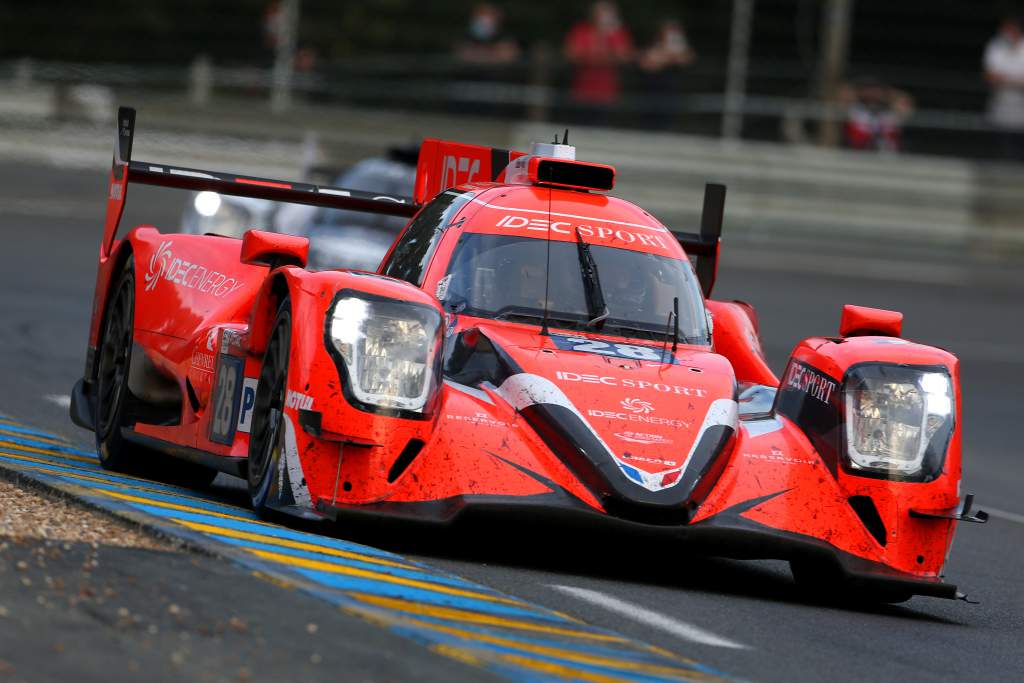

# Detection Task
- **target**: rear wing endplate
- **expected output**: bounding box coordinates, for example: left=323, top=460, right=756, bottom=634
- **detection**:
left=672, top=183, right=725, bottom=298
left=102, top=106, right=419, bottom=257
left=414, top=138, right=524, bottom=205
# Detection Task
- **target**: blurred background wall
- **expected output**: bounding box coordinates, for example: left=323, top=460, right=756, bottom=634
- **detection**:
left=1, top=0, right=1023, bottom=256
left=2, top=0, right=1017, bottom=155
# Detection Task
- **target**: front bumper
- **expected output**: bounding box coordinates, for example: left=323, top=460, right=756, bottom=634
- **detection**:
left=317, top=491, right=959, bottom=600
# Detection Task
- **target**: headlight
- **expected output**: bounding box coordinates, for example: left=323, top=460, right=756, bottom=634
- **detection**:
left=843, top=365, right=954, bottom=481
left=194, top=191, right=222, bottom=217
left=327, top=294, right=442, bottom=414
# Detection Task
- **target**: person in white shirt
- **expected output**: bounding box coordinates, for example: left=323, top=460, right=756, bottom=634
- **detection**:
left=985, top=13, right=1024, bottom=159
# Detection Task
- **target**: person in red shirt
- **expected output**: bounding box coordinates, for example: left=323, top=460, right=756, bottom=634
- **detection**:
left=564, top=1, right=634, bottom=120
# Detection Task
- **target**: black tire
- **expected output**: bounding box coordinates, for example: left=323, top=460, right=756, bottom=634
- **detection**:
left=95, top=259, right=217, bottom=488
left=247, top=299, right=291, bottom=515
left=95, top=261, right=138, bottom=471
left=790, top=559, right=913, bottom=605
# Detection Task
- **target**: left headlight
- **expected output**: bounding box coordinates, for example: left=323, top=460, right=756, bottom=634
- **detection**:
left=327, top=293, right=442, bottom=415
left=843, top=364, right=954, bottom=481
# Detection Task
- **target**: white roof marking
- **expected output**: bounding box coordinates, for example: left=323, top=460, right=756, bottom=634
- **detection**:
left=468, top=196, right=668, bottom=233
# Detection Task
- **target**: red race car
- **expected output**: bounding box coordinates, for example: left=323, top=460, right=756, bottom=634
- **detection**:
left=72, top=107, right=986, bottom=602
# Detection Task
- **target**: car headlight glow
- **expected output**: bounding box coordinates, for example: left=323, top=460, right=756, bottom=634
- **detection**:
left=843, top=366, right=954, bottom=481
left=194, top=191, right=222, bottom=217
left=327, top=294, right=442, bottom=414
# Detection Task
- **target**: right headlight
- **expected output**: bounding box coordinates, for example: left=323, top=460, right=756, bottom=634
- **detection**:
left=843, top=364, right=954, bottom=482
left=326, top=293, right=442, bottom=416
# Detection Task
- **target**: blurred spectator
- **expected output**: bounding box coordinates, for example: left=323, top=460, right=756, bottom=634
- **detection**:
left=839, top=78, right=914, bottom=152
left=984, top=13, right=1024, bottom=160
left=638, top=18, right=696, bottom=72
left=638, top=18, right=696, bottom=129
left=456, top=3, right=520, bottom=65
left=564, top=1, right=634, bottom=122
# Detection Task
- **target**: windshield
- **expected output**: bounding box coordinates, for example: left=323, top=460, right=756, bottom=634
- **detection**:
left=441, top=233, right=710, bottom=344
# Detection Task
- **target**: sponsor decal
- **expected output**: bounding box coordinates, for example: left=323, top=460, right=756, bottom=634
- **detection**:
left=621, top=452, right=678, bottom=466
left=446, top=412, right=508, bottom=429
left=614, top=431, right=673, bottom=446
left=620, top=397, right=653, bottom=414
left=442, top=154, right=481, bottom=188
left=206, top=328, right=218, bottom=352
left=783, top=362, right=837, bottom=405
left=556, top=371, right=708, bottom=397
left=190, top=351, right=215, bottom=374
left=587, top=408, right=691, bottom=429
left=285, top=390, right=314, bottom=411
left=742, top=451, right=817, bottom=466
left=144, top=240, right=246, bottom=298
left=495, top=215, right=669, bottom=250
left=236, top=377, right=258, bottom=434
left=551, top=334, right=675, bottom=364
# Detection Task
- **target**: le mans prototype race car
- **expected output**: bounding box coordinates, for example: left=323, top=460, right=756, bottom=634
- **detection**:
left=72, top=107, right=986, bottom=603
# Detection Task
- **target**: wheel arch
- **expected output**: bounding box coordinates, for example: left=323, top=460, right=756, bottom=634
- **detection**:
left=248, top=268, right=296, bottom=356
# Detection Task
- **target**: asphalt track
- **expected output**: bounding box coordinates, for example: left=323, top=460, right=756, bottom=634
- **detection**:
left=0, top=160, right=1022, bottom=682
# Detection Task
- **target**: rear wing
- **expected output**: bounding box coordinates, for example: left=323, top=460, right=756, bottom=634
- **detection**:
left=102, top=106, right=419, bottom=257
left=672, top=183, right=725, bottom=298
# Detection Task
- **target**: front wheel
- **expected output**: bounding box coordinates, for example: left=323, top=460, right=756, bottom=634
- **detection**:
left=247, top=299, right=291, bottom=516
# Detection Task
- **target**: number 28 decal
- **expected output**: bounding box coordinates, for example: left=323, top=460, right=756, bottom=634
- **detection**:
left=551, top=334, right=675, bottom=364
left=209, top=355, right=258, bottom=445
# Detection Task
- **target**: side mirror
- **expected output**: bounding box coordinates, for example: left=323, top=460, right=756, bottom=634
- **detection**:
left=840, top=304, right=903, bottom=338
left=241, top=230, right=309, bottom=268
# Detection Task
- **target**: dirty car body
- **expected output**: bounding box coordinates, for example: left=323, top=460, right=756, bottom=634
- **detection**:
left=71, top=108, right=986, bottom=603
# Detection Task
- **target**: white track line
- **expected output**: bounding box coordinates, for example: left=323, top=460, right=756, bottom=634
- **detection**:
left=549, top=584, right=748, bottom=649
left=987, top=507, right=1024, bottom=525
left=43, top=394, right=71, bottom=409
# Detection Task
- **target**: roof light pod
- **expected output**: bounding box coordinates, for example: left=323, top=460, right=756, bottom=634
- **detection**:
left=504, top=148, right=615, bottom=192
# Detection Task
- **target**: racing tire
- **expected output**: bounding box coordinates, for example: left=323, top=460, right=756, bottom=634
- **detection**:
left=94, top=260, right=219, bottom=488
left=95, top=260, right=138, bottom=472
left=790, top=559, right=913, bottom=605
left=247, top=298, right=291, bottom=516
